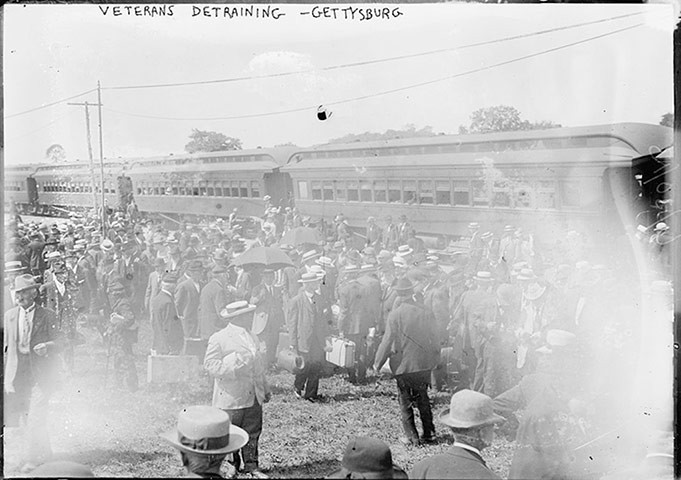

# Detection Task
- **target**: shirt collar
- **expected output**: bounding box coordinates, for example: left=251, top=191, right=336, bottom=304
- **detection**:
left=22, top=303, right=36, bottom=314
left=452, top=441, right=482, bottom=458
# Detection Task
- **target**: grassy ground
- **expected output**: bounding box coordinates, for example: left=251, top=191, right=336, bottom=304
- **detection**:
left=3, top=318, right=515, bottom=478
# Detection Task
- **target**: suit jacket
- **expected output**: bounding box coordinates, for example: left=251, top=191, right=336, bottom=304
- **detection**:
left=411, top=445, right=501, bottom=479
left=204, top=323, right=269, bottom=410
left=28, top=240, right=46, bottom=273
left=175, top=276, right=201, bottom=338
left=287, top=291, right=328, bottom=361
left=4, top=305, right=64, bottom=393
left=145, top=271, right=162, bottom=314
left=249, top=283, right=284, bottom=336
left=150, top=291, right=184, bottom=354
left=374, top=297, right=439, bottom=376
left=357, top=273, right=382, bottom=329
left=198, top=279, right=228, bottom=340
left=337, top=279, right=375, bottom=336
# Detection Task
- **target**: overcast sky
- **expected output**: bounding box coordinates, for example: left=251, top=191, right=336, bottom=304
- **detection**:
left=3, top=3, right=675, bottom=165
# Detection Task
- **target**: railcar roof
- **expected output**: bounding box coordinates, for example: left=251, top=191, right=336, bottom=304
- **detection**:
left=127, top=160, right=280, bottom=175
left=294, top=123, right=671, bottom=160
left=282, top=145, right=639, bottom=171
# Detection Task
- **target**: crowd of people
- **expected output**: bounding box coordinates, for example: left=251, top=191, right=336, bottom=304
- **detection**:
left=3, top=200, right=674, bottom=479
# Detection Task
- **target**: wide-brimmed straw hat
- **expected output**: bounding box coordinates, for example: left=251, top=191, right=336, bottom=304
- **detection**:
left=4, top=261, right=25, bottom=273
left=439, top=389, right=505, bottom=429
left=474, top=271, right=494, bottom=283
left=298, top=272, right=323, bottom=283
left=220, top=300, right=256, bottom=319
left=159, top=406, right=248, bottom=455
left=396, top=245, right=413, bottom=257
left=302, top=250, right=321, bottom=263
left=326, top=437, right=408, bottom=479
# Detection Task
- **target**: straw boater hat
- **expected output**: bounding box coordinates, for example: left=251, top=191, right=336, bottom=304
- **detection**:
left=468, top=222, right=480, bottom=230
left=342, top=264, right=360, bottom=275
left=298, top=272, right=322, bottom=284
left=396, top=245, right=413, bottom=257
left=101, top=239, right=114, bottom=252
left=4, top=261, right=25, bottom=273
left=316, top=256, right=334, bottom=268
left=439, top=389, right=505, bottom=429
left=474, top=271, right=494, bottom=283
left=516, top=268, right=537, bottom=281
left=301, top=250, right=321, bottom=263
left=504, top=225, right=515, bottom=233
left=306, top=265, right=326, bottom=278
left=327, top=437, right=408, bottom=479
left=392, top=256, right=408, bottom=269
left=360, top=264, right=377, bottom=274
left=220, top=300, right=256, bottom=319
left=159, top=405, right=248, bottom=455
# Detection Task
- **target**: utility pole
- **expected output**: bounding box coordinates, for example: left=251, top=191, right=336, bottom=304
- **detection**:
left=97, top=81, right=107, bottom=235
left=67, top=101, right=101, bottom=214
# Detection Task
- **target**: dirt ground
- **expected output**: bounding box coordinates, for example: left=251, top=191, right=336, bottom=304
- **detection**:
left=3, top=318, right=515, bottom=478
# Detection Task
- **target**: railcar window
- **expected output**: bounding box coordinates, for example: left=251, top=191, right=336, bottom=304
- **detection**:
left=311, top=181, right=323, bottom=201
left=536, top=181, right=556, bottom=209
left=388, top=180, right=401, bottom=203
left=334, top=181, right=346, bottom=201
left=213, top=185, right=221, bottom=196
left=251, top=181, right=260, bottom=198
left=471, top=180, right=489, bottom=206
left=374, top=180, right=387, bottom=202
left=560, top=180, right=581, bottom=208
left=323, top=182, right=334, bottom=200
left=222, top=182, right=229, bottom=197
left=230, top=182, right=239, bottom=197
left=191, top=186, right=199, bottom=196
left=403, top=180, right=416, bottom=204
left=436, top=180, right=451, bottom=205
left=298, top=180, right=309, bottom=200
left=419, top=180, right=434, bottom=204
left=199, top=182, right=207, bottom=196
left=511, top=184, right=532, bottom=208
left=360, top=181, right=373, bottom=202
left=239, top=181, right=248, bottom=198
left=493, top=184, right=511, bottom=207
left=347, top=181, right=359, bottom=202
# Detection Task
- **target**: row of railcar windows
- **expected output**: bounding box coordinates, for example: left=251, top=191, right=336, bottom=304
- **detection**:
left=297, top=178, right=598, bottom=210
left=41, top=181, right=115, bottom=194
left=136, top=180, right=261, bottom=199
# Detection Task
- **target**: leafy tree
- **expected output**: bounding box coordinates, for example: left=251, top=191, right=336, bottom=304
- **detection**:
left=459, top=106, right=561, bottom=134
left=660, top=113, right=673, bottom=128
left=327, top=125, right=437, bottom=144
left=45, top=144, right=66, bottom=163
left=185, top=129, right=242, bottom=153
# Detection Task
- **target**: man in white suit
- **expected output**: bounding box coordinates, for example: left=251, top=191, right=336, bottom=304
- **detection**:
left=204, top=300, right=270, bottom=478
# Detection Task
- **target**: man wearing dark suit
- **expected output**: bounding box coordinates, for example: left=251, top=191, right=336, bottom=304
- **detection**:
left=27, top=232, right=46, bottom=277
left=175, top=260, right=203, bottom=339
left=150, top=272, right=184, bottom=355
left=287, top=273, right=329, bottom=401
left=411, top=390, right=504, bottom=479
left=374, top=277, right=440, bottom=446
left=198, top=265, right=235, bottom=341
left=249, top=269, right=285, bottom=367
left=4, top=274, right=65, bottom=471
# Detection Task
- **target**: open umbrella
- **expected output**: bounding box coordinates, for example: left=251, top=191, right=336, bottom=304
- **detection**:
left=280, top=227, right=322, bottom=246
left=231, top=246, right=293, bottom=270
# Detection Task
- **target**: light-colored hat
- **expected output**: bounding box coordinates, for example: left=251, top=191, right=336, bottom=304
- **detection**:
left=298, top=272, right=323, bottom=283
left=654, top=222, right=669, bottom=231
left=536, top=329, right=577, bottom=354
left=392, top=256, right=408, bottom=268
left=57, top=224, right=69, bottom=234
left=45, top=251, right=63, bottom=261
left=468, top=222, right=480, bottom=229
left=524, top=282, right=547, bottom=301
left=377, top=250, right=393, bottom=262
left=263, top=195, right=271, bottom=201
left=481, top=232, right=493, bottom=241
left=396, top=245, right=413, bottom=257
left=159, top=405, right=249, bottom=455
left=504, top=225, right=515, bottom=232
left=316, top=256, right=334, bottom=267
left=220, top=300, right=256, bottom=319
left=13, top=274, right=39, bottom=292
left=307, top=265, right=326, bottom=278
left=439, top=389, right=505, bottom=429
left=302, top=250, right=321, bottom=263
left=4, top=261, right=25, bottom=273
left=360, top=264, right=377, bottom=273
left=342, top=264, right=360, bottom=274
left=516, top=268, right=537, bottom=281
left=474, top=271, right=494, bottom=282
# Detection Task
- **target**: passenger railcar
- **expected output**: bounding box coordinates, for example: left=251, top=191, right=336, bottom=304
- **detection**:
left=282, top=123, right=672, bottom=242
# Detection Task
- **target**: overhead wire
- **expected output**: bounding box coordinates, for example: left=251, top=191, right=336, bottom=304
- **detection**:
left=4, top=88, right=97, bottom=120
left=103, top=21, right=643, bottom=122
left=102, top=11, right=648, bottom=91
left=4, top=109, right=79, bottom=142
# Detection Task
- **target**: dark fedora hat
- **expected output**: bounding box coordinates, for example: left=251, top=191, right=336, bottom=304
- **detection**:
left=326, top=437, right=408, bottom=479
left=393, top=277, right=414, bottom=295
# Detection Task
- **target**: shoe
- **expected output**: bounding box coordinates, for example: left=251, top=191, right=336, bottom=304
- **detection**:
left=399, top=436, right=420, bottom=446
left=421, top=434, right=437, bottom=444
left=294, top=389, right=303, bottom=399
left=248, top=469, right=269, bottom=479
left=306, top=394, right=326, bottom=403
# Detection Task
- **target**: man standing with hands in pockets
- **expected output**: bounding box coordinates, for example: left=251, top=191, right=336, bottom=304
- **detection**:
left=4, top=274, right=65, bottom=472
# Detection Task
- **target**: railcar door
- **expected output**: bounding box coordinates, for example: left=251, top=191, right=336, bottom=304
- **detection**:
left=263, top=170, right=293, bottom=208
left=117, top=175, right=133, bottom=211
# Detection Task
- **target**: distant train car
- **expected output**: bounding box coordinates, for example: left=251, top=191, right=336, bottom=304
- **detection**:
left=282, top=123, right=672, bottom=243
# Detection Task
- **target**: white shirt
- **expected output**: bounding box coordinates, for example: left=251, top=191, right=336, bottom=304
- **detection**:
left=18, top=303, right=36, bottom=355
left=452, top=441, right=483, bottom=458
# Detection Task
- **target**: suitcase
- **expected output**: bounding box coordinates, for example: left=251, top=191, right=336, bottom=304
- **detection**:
left=326, top=336, right=355, bottom=368
left=277, top=348, right=306, bottom=374
left=184, top=338, right=208, bottom=361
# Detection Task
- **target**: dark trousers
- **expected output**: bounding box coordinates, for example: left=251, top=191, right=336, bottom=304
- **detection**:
left=258, top=325, right=280, bottom=367
left=396, top=371, right=435, bottom=442
left=294, top=354, right=322, bottom=399
left=223, top=402, right=263, bottom=471
left=346, top=334, right=367, bottom=383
